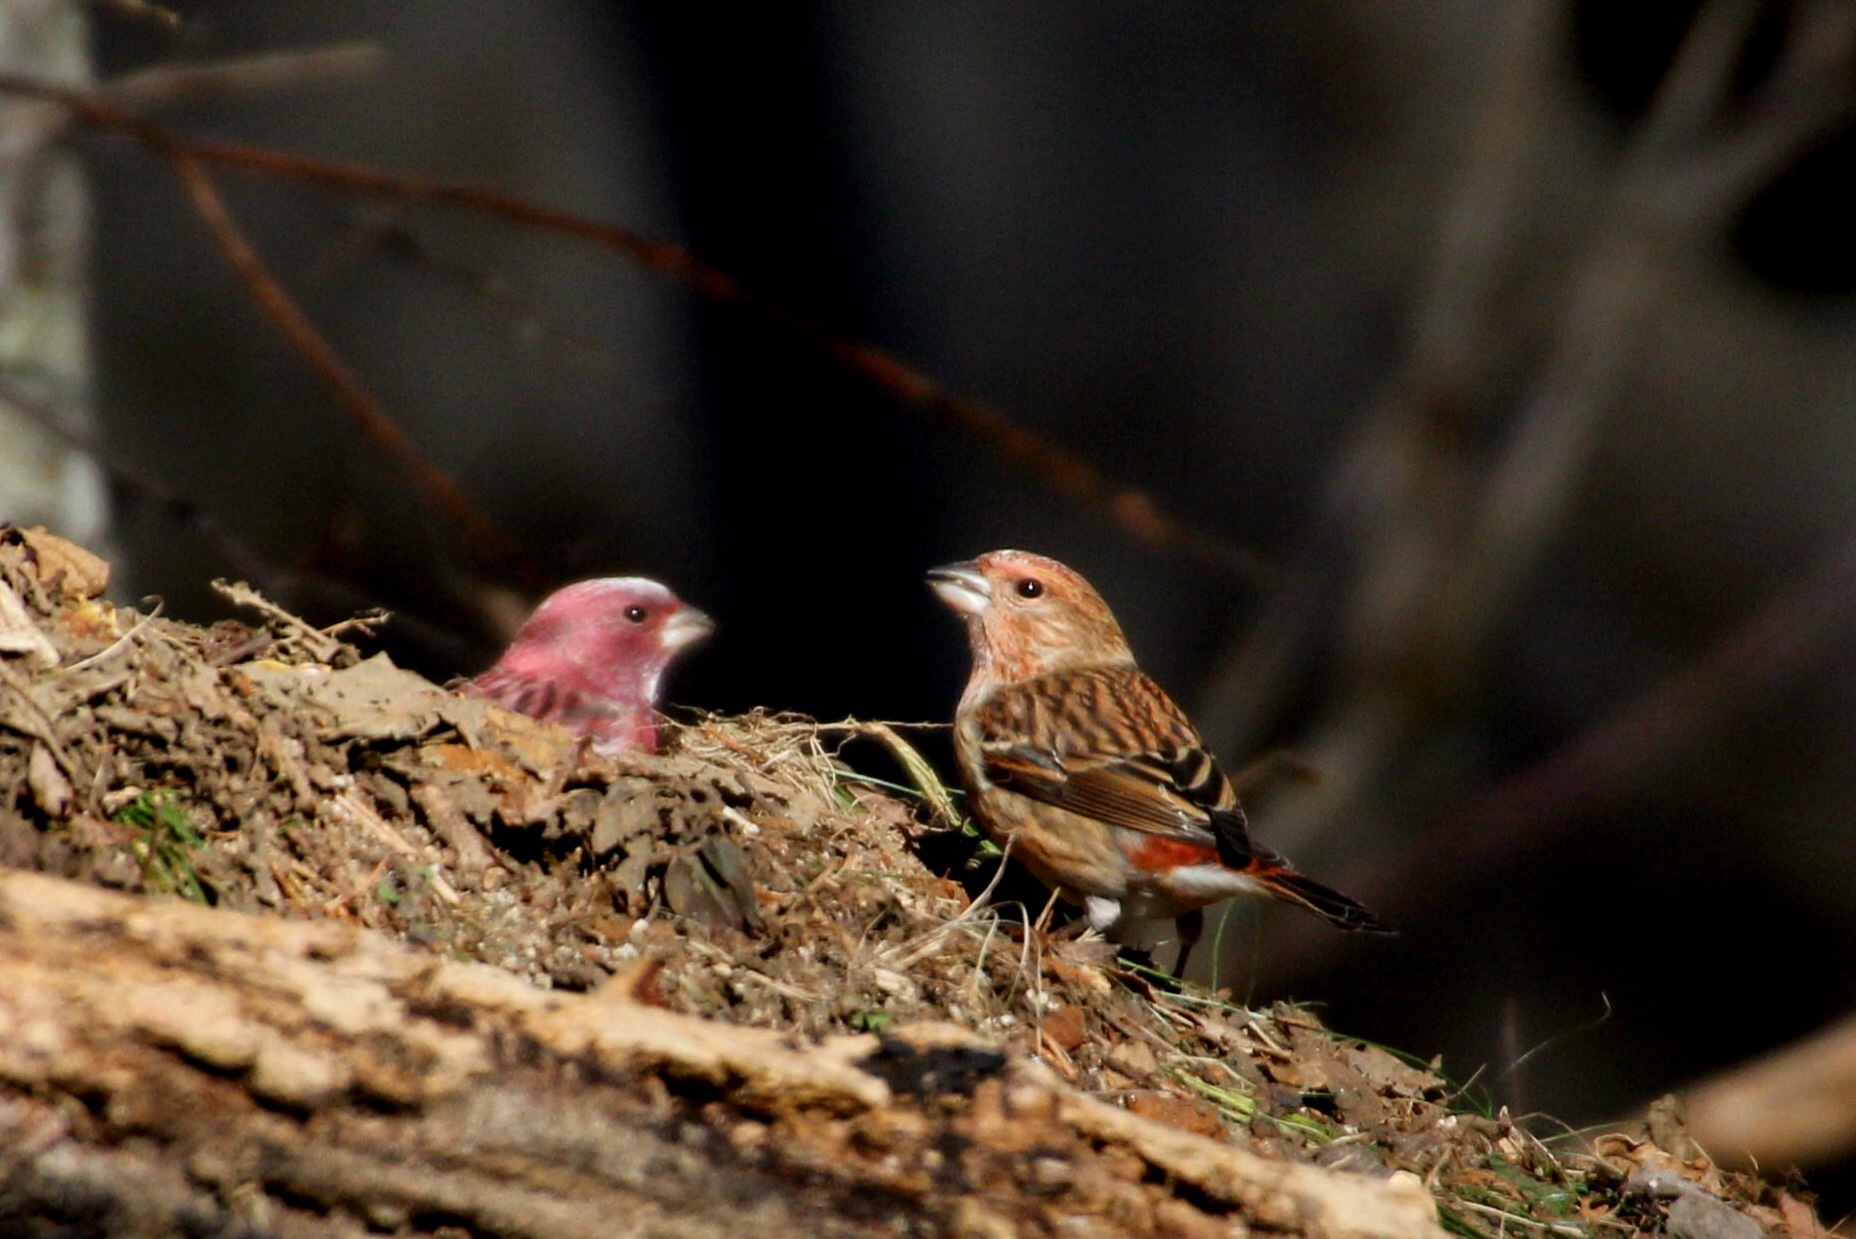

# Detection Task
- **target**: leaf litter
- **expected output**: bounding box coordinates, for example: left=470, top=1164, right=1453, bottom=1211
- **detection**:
left=0, top=523, right=1829, bottom=1238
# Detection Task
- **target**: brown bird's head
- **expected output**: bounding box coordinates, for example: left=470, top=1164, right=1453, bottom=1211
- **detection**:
left=927, top=549, right=1134, bottom=685
left=485, top=577, right=714, bottom=707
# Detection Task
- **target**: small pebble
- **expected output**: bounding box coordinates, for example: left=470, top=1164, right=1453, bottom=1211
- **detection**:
left=1668, top=1192, right=1763, bottom=1239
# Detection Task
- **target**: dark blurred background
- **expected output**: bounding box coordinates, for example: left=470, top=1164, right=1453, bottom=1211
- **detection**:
left=8, top=0, right=1856, bottom=1206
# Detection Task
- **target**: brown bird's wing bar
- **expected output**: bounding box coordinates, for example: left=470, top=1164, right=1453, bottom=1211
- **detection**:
left=972, top=666, right=1249, bottom=848
left=982, top=743, right=1218, bottom=842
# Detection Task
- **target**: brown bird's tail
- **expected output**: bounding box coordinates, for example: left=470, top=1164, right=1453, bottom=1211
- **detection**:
left=1210, top=809, right=1390, bottom=933
left=1249, top=862, right=1390, bottom=933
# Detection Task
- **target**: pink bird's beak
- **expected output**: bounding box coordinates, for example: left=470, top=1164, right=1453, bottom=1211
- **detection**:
left=927, top=561, right=990, bottom=616
left=660, top=603, right=715, bottom=653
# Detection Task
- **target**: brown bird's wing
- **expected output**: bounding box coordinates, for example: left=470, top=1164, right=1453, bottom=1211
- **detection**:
left=974, top=668, right=1390, bottom=934
left=973, top=667, right=1252, bottom=854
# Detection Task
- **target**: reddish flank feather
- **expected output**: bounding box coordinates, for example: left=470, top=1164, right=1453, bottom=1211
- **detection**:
left=1126, top=835, right=1222, bottom=874
left=463, top=577, right=713, bottom=756
left=929, top=549, right=1386, bottom=976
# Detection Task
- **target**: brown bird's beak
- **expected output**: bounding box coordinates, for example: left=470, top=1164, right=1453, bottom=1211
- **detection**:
left=660, top=604, right=715, bottom=652
left=927, top=561, right=990, bottom=616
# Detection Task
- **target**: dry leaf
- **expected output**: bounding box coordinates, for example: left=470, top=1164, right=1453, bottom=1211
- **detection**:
left=0, top=581, right=58, bottom=669
left=18, top=525, right=110, bottom=599
left=1043, top=953, right=1114, bottom=995
left=425, top=741, right=527, bottom=781
left=308, top=653, right=452, bottom=741
left=1262, top=1057, right=1331, bottom=1091
left=1108, top=1038, right=1159, bottom=1080
left=27, top=743, right=73, bottom=817
left=439, top=695, right=575, bottom=771
left=1041, top=1004, right=1088, bottom=1053
left=1340, top=1041, right=1446, bottom=1097
left=56, top=597, right=124, bottom=643
left=1126, top=1090, right=1226, bottom=1138
left=1776, top=1191, right=1827, bottom=1236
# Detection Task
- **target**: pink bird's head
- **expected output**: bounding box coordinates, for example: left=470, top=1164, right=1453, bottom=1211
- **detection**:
left=468, top=577, right=713, bottom=754
left=928, top=549, right=1133, bottom=686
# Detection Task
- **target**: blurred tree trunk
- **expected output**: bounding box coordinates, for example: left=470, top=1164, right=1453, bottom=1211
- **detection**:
left=0, top=0, right=110, bottom=554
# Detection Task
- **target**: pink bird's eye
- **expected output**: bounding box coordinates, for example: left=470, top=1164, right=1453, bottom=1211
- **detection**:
left=1016, top=578, right=1044, bottom=599
left=624, top=605, right=649, bottom=623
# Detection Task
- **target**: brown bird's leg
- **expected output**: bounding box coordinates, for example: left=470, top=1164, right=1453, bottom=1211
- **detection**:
left=1173, top=907, right=1204, bottom=980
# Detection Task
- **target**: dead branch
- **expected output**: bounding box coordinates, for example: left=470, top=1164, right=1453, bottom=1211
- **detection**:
left=1205, top=0, right=1856, bottom=862
left=0, top=867, right=1442, bottom=1239
left=1253, top=529, right=1856, bottom=983
left=89, top=0, right=181, bottom=31
left=1195, top=0, right=1565, bottom=759
left=0, top=69, right=1263, bottom=582
left=0, top=376, right=298, bottom=594
left=1686, top=1009, right=1856, bottom=1172
left=99, top=43, right=387, bottom=109
left=158, top=147, right=524, bottom=570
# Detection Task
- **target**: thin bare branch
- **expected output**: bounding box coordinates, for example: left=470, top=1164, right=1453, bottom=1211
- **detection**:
left=1402, top=0, right=1564, bottom=406
left=0, top=377, right=284, bottom=592
left=1209, top=0, right=1856, bottom=865
left=86, top=0, right=182, bottom=31
left=1195, top=0, right=1563, bottom=757
left=158, top=146, right=523, bottom=568
left=0, top=71, right=1265, bottom=582
left=1631, top=0, right=1766, bottom=158
left=1269, top=530, right=1856, bottom=980
left=98, top=43, right=387, bottom=109
left=1459, top=0, right=1856, bottom=635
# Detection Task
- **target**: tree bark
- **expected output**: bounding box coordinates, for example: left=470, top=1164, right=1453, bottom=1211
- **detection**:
left=0, top=867, right=1442, bottom=1239
left=0, top=0, right=111, bottom=554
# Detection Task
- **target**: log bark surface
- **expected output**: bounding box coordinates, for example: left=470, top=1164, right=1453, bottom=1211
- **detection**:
left=0, top=867, right=1442, bottom=1239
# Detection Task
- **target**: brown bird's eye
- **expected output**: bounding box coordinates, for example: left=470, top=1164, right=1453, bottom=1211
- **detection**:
left=624, top=606, right=649, bottom=623
left=1016, top=578, right=1044, bottom=599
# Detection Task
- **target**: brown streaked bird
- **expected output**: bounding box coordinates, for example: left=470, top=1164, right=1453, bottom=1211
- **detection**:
left=463, top=577, right=713, bottom=756
left=928, top=549, right=1386, bottom=975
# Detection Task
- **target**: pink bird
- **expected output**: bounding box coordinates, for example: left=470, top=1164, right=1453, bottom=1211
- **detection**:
left=463, top=577, right=714, bottom=755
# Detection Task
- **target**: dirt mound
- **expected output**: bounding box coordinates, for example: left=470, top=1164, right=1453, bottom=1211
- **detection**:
left=0, top=525, right=1824, bottom=1237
